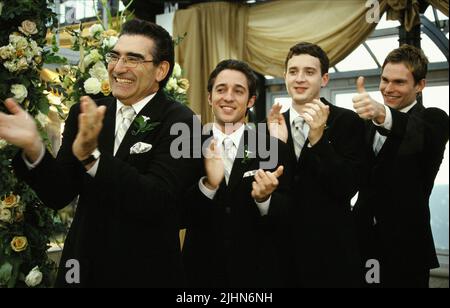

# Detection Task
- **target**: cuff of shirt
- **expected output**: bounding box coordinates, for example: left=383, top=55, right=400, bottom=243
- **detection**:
left=255, top=196, right=271, bottom=216
left=86, top=158, right=100, bottom=177
left=22, top=143, right=45, bottom=170
left=198, top=176, right=218, bottom=200
left=373, top=105, right=392, bottom=130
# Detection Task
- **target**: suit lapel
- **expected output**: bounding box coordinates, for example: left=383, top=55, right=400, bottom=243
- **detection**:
left=115, top=90, right=166, bottom=160
left=226, top=128, right=254, bottom=194
left=98, top=97, right=116, bottom=155
left=283, top=111, right=297, bottom=162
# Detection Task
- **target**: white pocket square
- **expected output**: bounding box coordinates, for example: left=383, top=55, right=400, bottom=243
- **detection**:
left=130, top=142, right=153, bottom=155
left=243, top=170, right=258, bottom=178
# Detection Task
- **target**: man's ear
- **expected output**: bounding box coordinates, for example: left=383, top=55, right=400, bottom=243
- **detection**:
left=247, top=95, right=256, bottom=109
left=415, top=78, right=426, bottom=93
left=156, top=61, right=170, bottom=83
left=321, top=73, right=329, bottom=88
left=208, top=93, right=212, bottom=106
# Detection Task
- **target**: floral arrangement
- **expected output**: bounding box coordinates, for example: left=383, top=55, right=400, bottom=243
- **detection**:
left=56, top=23, right=119, bottom=108
left=0, top=0, right=62, bottom=288
left=165, top=62, right=189, bottom=105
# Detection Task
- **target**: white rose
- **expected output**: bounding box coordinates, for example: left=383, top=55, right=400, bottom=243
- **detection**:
left=0, top=44, right=14, bottom=60
left=10, top=34, right=28, bottom=50
left=16, top=57, right=29, bottom=71
left=173, top=63, right=182, bottom=79
left=11, top=84, right=28, bottom=103
left=35, top=112, right=49, bottom=127
left=25, top=266, right=43, bottom=287
left=84, top=77, right=101, bottom=95
left=18, top=20, right=38, bottom=36
left=89, top=24, right=104, bottom=38
left=0, top=208, right=12, bottom=223
left=83, top=49, right=102, bottom=67
left=3, top=60, right=17, bottom=72
left=89, top=61, right=108, bottom=81
left=166, top=77, right=177, bottom=91
left=0, top=139, right=8, bottom=150
left=102, top=36, right=118, bottom=49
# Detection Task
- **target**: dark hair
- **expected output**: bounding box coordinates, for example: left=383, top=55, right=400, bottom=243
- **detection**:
left=121, top=19, right=174, bottom=88
left=382, top=44, right=428, bottom=85
left=207, top=59, right=258, bottom=99
left=285, top=42, right=329, bottom=76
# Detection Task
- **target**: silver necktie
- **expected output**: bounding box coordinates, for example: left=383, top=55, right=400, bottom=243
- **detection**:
left=114, top=106, right=135, bottom=154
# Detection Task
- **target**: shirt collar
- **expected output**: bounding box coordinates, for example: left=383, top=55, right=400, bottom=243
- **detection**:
left=116, top=92, right=157, bottom=116
left=289, top=106, right=302, bottom=126
left=212, top=123, right=246, bottom=148
left=400, top=100, right=417, bottom=113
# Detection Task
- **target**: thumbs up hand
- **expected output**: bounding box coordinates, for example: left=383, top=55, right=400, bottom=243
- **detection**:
left=352, top=76, right=386, bottom=124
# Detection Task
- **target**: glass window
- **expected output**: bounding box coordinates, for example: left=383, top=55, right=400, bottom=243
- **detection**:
left=424, top=6, right=449, bottom=22
left=421, top=33, right=448, bottom=63
left=365, top=36, right=399, bottom=65
left=375, top=13, right=401, bottom=30
left=335, top=44, right=378, bottom=71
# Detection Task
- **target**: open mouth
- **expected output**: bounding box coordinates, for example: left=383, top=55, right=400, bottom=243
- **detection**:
left=114, top=77, right=134, bottom=84
left=220, top=106, right=236, bottom=113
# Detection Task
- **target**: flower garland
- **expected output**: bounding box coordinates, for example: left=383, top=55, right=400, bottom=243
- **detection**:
left=0, top=0, right=62, bottom=288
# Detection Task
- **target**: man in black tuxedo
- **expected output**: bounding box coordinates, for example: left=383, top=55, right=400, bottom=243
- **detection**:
left=267, top=42, right=365, bottom=287
left=0, top=19, right=201, bottom=287
left=352, top=45, right=449, bottom=288
left=182, top=59, right=289, bottom=287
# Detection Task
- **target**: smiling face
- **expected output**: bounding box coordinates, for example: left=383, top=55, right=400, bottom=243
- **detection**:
left=108, top=34, right=169, bottom=106
left=209, top=69, right=255, bottom=130
left=285, top=54, right=329, bottom=106
left=379, top=62, right=425, bottom=110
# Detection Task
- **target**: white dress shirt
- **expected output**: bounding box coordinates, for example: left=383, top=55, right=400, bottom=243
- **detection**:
left=372, top=101, right=417, bottom=154
left=198, top=124, right=272, bottom=216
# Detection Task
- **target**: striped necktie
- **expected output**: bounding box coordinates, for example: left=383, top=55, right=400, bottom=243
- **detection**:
left=222, top=137, right=235, bottom=185
left=292, top=117, right=306, bottom=159
left=114, top=105, right=135, bottom=155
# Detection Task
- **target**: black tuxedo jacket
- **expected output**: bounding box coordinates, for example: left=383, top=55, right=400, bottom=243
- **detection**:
left=13, top=90, right=202, bottom=287
left=268, top=98, right=366, bottom=287
left=181, top=126, right=291, bottom=287
left=354, top=103, right=449, bottom=283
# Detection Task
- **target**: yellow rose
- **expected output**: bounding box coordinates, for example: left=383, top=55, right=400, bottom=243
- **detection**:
left=1, top=194, right=20, bottom=208
left=102, top=29, right=118, bottom=37
left=178, top=78, right=190, bottom=91
left=34, top=55, right=42, bottom=64
left=101, top=79, right=111, bottom=96
left=11, top=236, right=28, bottom=252
left=18, top=20, right=38, bottom=36
left=0, top=208, right=12, bottom=223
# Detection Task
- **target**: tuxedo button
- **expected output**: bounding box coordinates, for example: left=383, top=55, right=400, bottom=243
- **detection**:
left=294, top=175, right=300, bottom=182
left=225, top=207, right=231, bottom=214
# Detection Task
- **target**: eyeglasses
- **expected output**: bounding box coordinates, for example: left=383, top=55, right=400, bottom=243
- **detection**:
left=105, top=53, right=154, bottom=68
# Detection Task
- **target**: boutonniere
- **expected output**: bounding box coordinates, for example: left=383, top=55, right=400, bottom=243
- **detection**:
left=241, top=145, right=253, bottom=164
left=132, top=115, right=160, bottom=136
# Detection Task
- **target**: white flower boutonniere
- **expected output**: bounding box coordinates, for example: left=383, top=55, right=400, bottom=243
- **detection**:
left=241, top=145, right=253, bottom=164
left=132, top=115, right=160, bottom=136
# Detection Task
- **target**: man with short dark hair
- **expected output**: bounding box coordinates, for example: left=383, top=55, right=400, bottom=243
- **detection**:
left=268, top=42, right=365, bottom=287
left=182, top=59, right=288, bottom=287
left=0, top=19, right=201, bottom=287
left=352, top=44, right=449, bottom=288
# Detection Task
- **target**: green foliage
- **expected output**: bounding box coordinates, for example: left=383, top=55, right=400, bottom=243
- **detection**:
left=0, top=0, right=61, bottom=288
